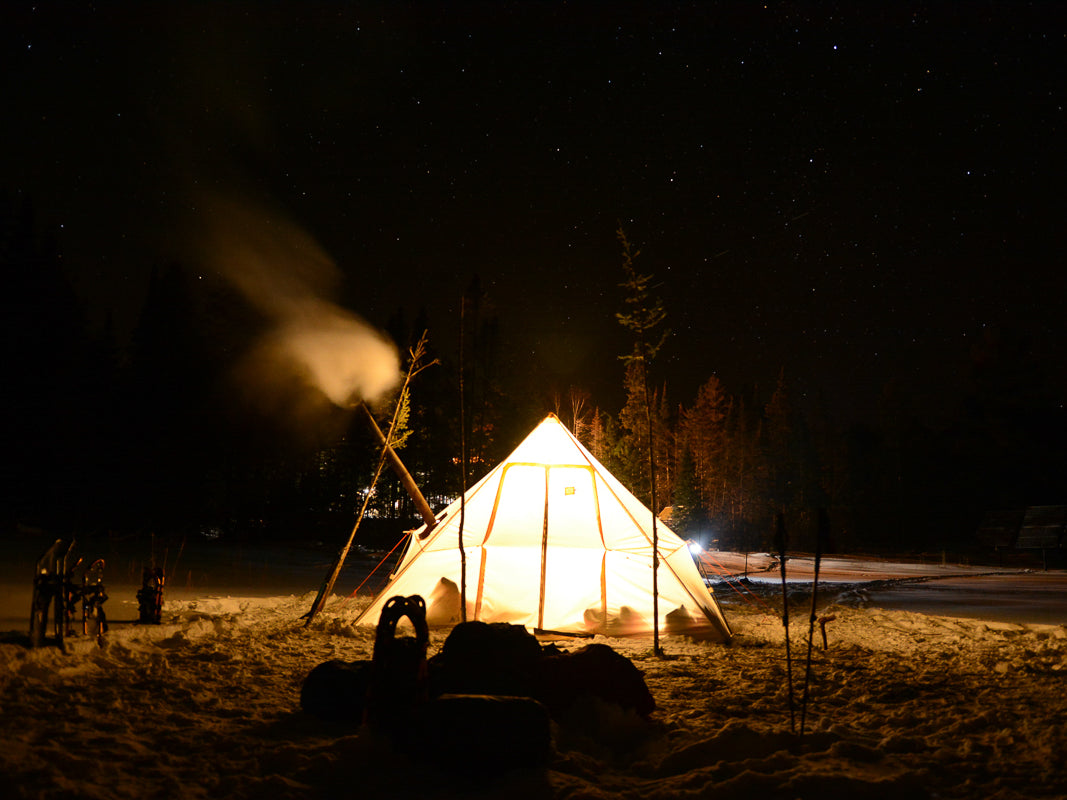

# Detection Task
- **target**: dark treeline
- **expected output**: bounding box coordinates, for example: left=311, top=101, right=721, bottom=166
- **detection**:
left=3, top=201, right=1063, bottom=556
left=586, top=352, right=1065, bottom=557
left=0, top=198, right=524, bottom=547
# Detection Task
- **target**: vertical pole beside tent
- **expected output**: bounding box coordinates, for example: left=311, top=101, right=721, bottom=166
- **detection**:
left=459, top=298, right=467, bottom=622
left=640, top=349, right=662, bottom=658
left=537, top=466, right=550, bottom=632
left=651, top=506, right=660, bottom=654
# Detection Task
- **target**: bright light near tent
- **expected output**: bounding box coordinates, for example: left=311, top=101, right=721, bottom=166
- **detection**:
left=687, top=541, right=703, bottom=555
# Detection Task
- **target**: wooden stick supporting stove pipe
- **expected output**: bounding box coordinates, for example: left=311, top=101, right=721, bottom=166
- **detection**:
left=359, top=403, right=438, bottom=535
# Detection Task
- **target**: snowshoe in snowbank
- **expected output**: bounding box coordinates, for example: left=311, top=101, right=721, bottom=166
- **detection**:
left=80, top=559, right=109, bottom=645
left=60, top=551, right=85, bottom=638
left=136, top=567, right=165, bottom=624
left=29, top=539, right=76, bottom=649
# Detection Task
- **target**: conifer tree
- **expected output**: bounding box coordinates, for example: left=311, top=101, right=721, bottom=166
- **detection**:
left=615, top=224, right=669, bottom=657
left=671, top=444, right=703, bottom=539
left=681, top=374, right=730, bottom=523
left=764, top=368, right=795, bottom=515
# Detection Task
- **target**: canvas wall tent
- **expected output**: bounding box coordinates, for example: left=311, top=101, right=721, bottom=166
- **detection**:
left=355, top=414, right=732, bottom=642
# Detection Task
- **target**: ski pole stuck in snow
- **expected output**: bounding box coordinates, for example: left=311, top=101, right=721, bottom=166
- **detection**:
left=799, top=508, right=829, bottom=738
left=774, top=512, right=795, bottom=735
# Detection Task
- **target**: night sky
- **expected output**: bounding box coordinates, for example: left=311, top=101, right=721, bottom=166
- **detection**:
left=4, top=2, right=1065, bottom=423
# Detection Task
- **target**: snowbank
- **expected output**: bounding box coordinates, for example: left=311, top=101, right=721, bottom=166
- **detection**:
left=2, top=583, right=1066, bottom=799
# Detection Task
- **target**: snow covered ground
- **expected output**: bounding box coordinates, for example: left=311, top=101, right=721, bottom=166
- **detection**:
left=2, top=536, right=1065, bottom=799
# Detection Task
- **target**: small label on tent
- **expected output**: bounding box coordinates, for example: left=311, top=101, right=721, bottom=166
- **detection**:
left=565, top=486, right=575, bottom=495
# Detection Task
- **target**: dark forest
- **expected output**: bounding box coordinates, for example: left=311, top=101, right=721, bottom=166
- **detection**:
left=3, top=195, right=1063, bottom=559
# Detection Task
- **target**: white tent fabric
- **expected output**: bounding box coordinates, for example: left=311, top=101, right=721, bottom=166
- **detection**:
left=355, top=414, right=732, bottom=641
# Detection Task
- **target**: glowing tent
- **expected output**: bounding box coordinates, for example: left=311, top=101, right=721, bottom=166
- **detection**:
left=355, top=414, right=732, bottom=642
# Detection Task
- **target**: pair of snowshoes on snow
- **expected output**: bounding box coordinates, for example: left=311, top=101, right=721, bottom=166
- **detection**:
left=29, top=539, right=109, bottom=649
